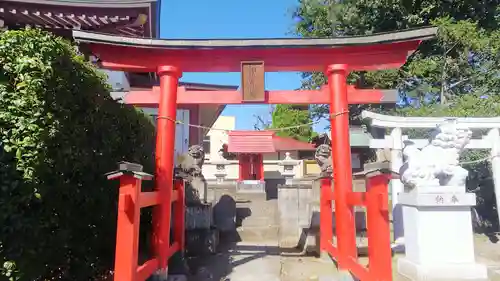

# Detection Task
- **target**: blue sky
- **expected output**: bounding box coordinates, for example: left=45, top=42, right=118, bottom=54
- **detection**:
left=159, top=0, right=327, bottom=131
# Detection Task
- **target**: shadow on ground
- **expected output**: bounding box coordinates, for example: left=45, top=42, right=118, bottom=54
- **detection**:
left=185, top=230, right=310, bottom=281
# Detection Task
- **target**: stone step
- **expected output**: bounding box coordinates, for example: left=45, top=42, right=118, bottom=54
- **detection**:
left=240, top=217, right=278, bottom=228
left=237, top=208, right=278, bottom=220
left=236, top=225, right=280, bottom=242
left=233, top=193, right=269, bottom=203
left=280, top=227, right=370, bottom=255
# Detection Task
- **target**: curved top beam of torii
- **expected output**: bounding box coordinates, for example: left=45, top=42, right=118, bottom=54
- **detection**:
left=362, top=110, right=500, bottom=129
left=73, top=27, right=436, bottom=73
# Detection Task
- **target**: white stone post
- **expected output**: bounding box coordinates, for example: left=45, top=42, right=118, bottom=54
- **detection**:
left=389, top=128, right=405, bottom=248
left=488, top=128, right=500, bottom=226
left=397, top=120, right=487, bottom=281
left=212, top=151, right=228, bottom=185
left=390, top=127, right=404, bottom=208
left=278, top=152, right=299, bottom=185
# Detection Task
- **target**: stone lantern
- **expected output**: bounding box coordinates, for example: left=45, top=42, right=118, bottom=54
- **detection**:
left=278, top=152, right=299, bottom=185
left=212, top=151, right=229, bottom=184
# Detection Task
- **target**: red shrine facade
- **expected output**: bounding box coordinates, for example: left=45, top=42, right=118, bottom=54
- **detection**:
left=73, top=27, right=436, bottom=281
left=226, top=130, right=316, bottom=181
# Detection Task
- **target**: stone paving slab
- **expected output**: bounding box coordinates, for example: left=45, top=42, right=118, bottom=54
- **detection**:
left=227, top=241, right=282, bottom=281
left=188, top=183, right=500, bottom=281
left=280, top=255, right=340, bottom=281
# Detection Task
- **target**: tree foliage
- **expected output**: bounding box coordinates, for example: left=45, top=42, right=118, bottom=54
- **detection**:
left=270, top=105, right=316, bottom=142
left=0, top=29, right=156, bottom=280
left=293, top=0, right=500, bottom=230
left=293, top=0, right=500, bottom=121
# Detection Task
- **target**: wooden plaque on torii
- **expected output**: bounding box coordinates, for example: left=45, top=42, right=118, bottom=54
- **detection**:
left=241, top=61, right=265, bottom=102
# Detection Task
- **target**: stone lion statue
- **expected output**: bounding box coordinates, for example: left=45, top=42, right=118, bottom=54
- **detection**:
left=175, top=145, right=207, bottom=202
left=315, top=144, right=333, bottom=177
left=177, top=145, right=205, bottom=176
left=400, top=119, right=472, bottom=189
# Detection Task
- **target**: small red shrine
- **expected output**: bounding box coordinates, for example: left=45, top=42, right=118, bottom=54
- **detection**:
left=226, top=131, right=316, bottom=181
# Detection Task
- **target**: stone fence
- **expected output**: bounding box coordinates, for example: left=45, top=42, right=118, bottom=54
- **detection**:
left=202, top=158, right=307, bottom=181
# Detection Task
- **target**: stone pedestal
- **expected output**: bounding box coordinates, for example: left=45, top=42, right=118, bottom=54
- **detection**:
left=214, top=170, right=227, bottom=184
left=212, top=151, right=229, bottom=185
left=397, top=185, right=488, bottom=281
left=236, top=180, right=266, bottom=193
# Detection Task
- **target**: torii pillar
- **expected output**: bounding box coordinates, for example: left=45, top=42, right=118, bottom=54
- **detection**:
left=154, top=65, right=182, bottom=270
left=327, top=64, right=357, bottom=259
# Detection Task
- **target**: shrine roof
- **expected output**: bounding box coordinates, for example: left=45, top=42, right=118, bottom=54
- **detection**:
left=72, top=27, right=436, bottom=72
left=227, top=131, right=315, bottom=154
left=1, top=0, right=157, bottom=37
left=272, top=135, right=316, bottom=152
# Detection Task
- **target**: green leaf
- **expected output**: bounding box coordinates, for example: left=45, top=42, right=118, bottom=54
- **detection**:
left=0, top=28, right=156, bottom=280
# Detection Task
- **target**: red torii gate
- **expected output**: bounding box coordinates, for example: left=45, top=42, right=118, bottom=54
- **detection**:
left=74, top=27, right=435, bottom=281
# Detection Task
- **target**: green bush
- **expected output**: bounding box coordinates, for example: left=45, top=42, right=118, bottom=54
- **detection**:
left=0, top=28, right=156, bottom=280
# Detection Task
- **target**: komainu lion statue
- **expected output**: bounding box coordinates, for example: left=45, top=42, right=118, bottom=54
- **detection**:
left=175, top=145, right=207, bottom=202
left=178, top=145, right=205, bottom=176
left=400, top=119, right=472, bottom=189
left=315, top=144, right=333, bottom=177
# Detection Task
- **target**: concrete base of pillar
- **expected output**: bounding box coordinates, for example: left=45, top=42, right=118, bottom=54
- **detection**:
left=319, top=251, right=331, bottom=262
left=150, top=270, right=169, bottom=281
left=398, top=257, right=488, bottom=281
left=151, top=270, right=188, bottom=280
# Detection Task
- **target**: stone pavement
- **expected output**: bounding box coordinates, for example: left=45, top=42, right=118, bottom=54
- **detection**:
left=186, top=181, right=500, bottom=281
left=186, top=185, right=342, bottom=281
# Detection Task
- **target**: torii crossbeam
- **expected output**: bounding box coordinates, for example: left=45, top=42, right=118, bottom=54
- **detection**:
left=125, top=85, right=398, bottom=106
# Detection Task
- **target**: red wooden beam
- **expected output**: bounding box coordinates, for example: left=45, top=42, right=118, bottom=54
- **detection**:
left=86, top=40, right=422, bottom=72
left=125, top=85, right=391, bottom=105
left=165, top=242, right=180, bottom=260
left=136, top=258, right=159, bottom=281
left=346, top=192, right=367, bottom=207
left=138, top=192, right=160, bottom=208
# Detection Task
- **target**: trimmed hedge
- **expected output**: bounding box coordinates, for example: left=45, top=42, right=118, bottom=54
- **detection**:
left=0, top=28, right=156, bottom=280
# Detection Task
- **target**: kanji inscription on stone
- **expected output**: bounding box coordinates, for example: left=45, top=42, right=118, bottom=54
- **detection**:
left=435, top=195, right=444, bottom=204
